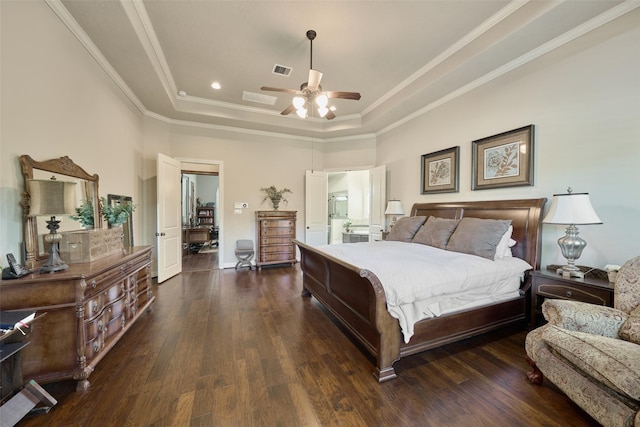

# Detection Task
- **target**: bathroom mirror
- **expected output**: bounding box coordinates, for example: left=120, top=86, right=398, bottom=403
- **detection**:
left=20, top=155, right=102, bottom=269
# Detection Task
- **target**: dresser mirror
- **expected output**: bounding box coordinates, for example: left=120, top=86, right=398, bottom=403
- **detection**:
left=20, top=155, right=102, bottom=269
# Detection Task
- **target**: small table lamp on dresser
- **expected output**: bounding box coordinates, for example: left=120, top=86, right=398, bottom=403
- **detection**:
left=543, top=187, right=602, bottom=278
left=27, top=177, right=77, bottom=273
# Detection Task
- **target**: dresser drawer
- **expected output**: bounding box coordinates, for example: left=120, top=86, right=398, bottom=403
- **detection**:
left=260, top=236, right=292, bottom=245
left=85, top=297, right=126, bottom=339
left=260, top=227, right=294, bottom=237
left=261, top=219, right=294, bottom=228
left=84, top=282, right=126, bottom=320
left=260, top=252, right=295, bottom=263
left=537, top=283, right=611, bottom=305
left=260, top=244, right=294, bottom=254
left=84, top=268, right=126, bottom=297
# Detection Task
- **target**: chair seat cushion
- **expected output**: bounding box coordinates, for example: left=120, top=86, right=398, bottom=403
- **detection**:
left=542, top=325, right=640, bottom=400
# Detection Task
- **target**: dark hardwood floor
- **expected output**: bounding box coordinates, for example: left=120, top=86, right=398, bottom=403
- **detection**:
left=17, top=262, right=599, bottom=426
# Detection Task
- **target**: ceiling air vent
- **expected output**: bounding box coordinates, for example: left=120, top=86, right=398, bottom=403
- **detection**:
left=272, top=64, right=292, bottom=77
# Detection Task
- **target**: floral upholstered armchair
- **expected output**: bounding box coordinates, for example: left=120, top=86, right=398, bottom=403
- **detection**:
left=525, top=256, right=640, bottom=427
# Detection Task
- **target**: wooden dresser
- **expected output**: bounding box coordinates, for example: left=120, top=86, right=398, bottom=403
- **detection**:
left=0, top=246, right=154, bottom=391
left=255, top=211, right=297, bottom=269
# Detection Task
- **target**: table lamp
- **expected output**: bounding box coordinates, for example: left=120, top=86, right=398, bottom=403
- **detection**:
left=543, top=187, right=602, bottom=278
left=384, top=200, right=404, bottom=229
left=28, top=177, right=77, bottom=273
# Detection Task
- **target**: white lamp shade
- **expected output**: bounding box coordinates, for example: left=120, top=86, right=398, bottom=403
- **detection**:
left=543, top=193, right=602, bottom=225
left=28, top=179, right=77, bottom=216
left=384, top=200, right=405, bottom=216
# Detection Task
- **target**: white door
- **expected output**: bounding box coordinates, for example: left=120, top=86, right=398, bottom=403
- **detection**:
left=157, top=153, right=182, bottom=283
left=304, top=170, right=328, bottom=246
left=369, top=165, right=386, bottom=241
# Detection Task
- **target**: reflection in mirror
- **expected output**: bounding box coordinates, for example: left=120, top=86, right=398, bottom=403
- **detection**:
left=20, top=155, right=101, bottom=269
left=32, top=170, right=97, bottom=255
left=107, top=194, right=134, bottom=247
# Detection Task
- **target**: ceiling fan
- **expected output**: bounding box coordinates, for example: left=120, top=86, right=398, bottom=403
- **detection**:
left=261, top=30, right=361, bottom=120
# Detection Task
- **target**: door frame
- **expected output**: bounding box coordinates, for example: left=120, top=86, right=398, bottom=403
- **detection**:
left=177, top=157, right=224, bottom=269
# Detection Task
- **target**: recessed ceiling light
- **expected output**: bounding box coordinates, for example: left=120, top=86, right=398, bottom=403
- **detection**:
left=330, top=106, right=336, bottom=111
left=211, top=82, right=221, bottom=90
left=178, top=90, right=187, bottom=97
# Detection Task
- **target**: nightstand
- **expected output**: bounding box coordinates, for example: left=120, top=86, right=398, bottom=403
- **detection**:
left=530, top=269, right=614, bottom=327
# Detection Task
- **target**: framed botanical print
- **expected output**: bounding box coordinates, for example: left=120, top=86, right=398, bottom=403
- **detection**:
left=472, top=125, right=534, bottom=190
left=421, top=146, right=459, bottom=194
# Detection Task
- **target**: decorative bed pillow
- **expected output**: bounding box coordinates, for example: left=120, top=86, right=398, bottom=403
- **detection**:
left=386, top=216, right=427, bottom=242
left=495, top=225, right=516, bottom=259
left=445, top=217, right=512, bottom=260
left=412, top=216, right=460, bottom=249
left=620, top=305, right=640, bottom=345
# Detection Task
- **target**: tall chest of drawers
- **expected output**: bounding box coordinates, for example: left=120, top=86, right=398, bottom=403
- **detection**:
left=255, top=211, right=297, bottom=269
left=0, top=246, right=154, bottom=391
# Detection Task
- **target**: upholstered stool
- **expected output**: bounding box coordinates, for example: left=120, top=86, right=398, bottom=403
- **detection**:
left=235, top=239, right=254, bottom=271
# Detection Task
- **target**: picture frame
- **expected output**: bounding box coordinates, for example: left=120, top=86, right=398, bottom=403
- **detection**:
left=471, top=125, right=534, bottom=190
left=421, top=146, right=459, bottom=194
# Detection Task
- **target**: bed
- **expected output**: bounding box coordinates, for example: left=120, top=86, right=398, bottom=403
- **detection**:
left=294, top=198, right=546, bottom=382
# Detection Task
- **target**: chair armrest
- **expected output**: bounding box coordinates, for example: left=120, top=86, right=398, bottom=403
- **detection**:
left=542, top=299, right=628, bottom=338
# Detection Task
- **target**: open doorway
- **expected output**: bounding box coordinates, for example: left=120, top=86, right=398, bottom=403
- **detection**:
left=181, top=171, right=219, bottom=271
left=328, top=170, right=370, bottom=244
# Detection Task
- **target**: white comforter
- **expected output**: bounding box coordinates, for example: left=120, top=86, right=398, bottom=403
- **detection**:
left=315, top=241, right=532, bottom=343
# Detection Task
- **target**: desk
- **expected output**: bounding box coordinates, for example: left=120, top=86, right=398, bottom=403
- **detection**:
left=183, top=226, right=211, bottom=253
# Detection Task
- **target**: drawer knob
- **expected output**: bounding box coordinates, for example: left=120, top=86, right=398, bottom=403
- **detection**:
left=92, top=302, right=98, bottom=313
left=93, top=342, right=100, bottom=352
left=91, top=280, right=97, bottom=288
left=566, top=290, right=573, bottom=298
left=98, top=321, right=104, bottom=332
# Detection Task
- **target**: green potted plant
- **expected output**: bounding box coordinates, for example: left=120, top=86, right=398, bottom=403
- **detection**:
left=71, top=200, right=94, bottom=228
left=101, top=196, right=136, bottom=227
left=260, top=185, right=292, bottom=210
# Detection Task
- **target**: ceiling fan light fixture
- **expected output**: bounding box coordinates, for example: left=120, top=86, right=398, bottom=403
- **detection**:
left=315, top=93, right=328, bottom=108
left=293, top=96, right=306, bottom=109
left=260, top=30, right=360, bottom=121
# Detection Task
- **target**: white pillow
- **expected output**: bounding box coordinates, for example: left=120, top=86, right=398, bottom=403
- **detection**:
left=495, top=225, right=516, bottom=259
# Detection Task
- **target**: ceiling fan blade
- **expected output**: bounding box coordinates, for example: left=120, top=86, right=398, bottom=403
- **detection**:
left=280, top=105, right=295, bottom=116
left=261, top=86, right=299, bottom=94
left=325, top=110, right=336, bottom=120
left=326, top=91, right=361, bottom=100
left=307, top=69, right=323, bottom=91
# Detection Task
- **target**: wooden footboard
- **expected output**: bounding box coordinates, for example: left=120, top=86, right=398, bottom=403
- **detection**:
left=295, top=198, right=545, bottom=382
left=295, top=240, right=402, bottom=381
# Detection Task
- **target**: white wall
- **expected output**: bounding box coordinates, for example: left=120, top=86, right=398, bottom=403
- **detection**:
left=377, top=10, right=640, bottom=270
left=1, top=1, right=145, bottom=265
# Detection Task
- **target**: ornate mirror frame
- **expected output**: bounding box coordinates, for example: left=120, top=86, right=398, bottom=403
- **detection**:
left=20, top=155, right=102, bottom=269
